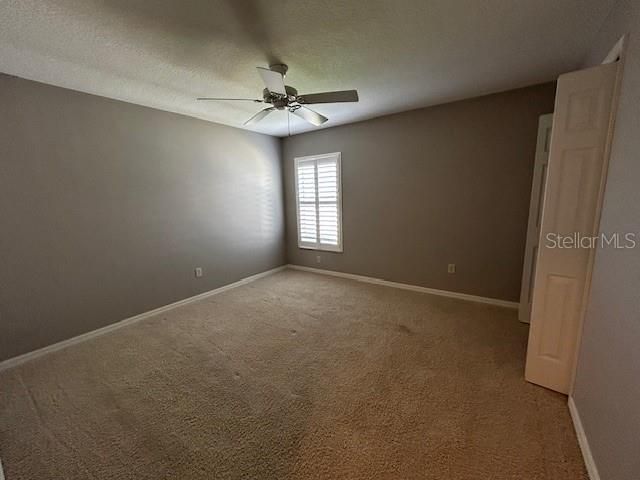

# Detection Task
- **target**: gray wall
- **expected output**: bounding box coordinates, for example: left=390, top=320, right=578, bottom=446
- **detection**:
left=573, top=1, right=640, bottom=479
left=0, top=74, right=285, bottom=361
left=283, top=83, right=556, bottom=302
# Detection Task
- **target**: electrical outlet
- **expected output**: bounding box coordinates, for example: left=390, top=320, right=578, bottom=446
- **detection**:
left=448, top=263, right=456, bottom=274
left=194, top=267, right=203, bottom=278
left=316, top=255, right=322, bottom=264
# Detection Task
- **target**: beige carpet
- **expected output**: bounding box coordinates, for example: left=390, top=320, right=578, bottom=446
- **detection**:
left=0, top=270, right=586, bottom=479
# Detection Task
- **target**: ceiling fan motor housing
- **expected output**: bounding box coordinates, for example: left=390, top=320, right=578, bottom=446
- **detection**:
left=263, top=86, right=299, bottom=109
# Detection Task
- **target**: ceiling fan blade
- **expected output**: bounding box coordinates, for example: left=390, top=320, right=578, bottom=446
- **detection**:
left=291, top=106, right=328, bottom=126
left=298, top=90, right=359, bottom=104
left=256, top=67, right=286, bottom=95
left=244, top=107, right=276, bottom=126
left=197, top=97, right=263, bottom=102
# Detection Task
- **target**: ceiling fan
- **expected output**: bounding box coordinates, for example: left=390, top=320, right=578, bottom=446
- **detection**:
left=197, top=64, right=359, bottom=127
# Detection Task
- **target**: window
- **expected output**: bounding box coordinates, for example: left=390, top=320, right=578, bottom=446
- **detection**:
left=295, top=152, right=342, bottom=252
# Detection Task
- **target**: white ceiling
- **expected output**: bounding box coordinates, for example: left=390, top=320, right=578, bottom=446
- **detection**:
left=0, top=0, right=616, bottom=137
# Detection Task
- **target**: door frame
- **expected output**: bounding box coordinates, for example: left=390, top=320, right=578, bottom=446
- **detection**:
left=519, top=113, right=554, bottom=324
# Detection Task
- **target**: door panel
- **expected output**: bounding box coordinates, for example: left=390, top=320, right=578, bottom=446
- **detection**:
left=525, top=62, right=618, bottom=394
left=538, top=274, right=576, bottom=360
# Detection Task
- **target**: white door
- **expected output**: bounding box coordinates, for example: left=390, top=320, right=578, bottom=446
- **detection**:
left=525, top=62, right=619, bottom=394
left=519, top=114, right=553, bottom=324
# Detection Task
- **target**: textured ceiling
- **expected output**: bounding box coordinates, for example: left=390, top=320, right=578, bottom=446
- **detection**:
left=0, top=0, right=615, bottom=137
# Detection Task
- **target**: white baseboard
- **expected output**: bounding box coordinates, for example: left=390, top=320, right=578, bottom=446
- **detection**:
left=287, top=264, right=519, bottom=309
left=568, top=396, right=601, bottom=480
left=0, top=265, right=287, bottom=372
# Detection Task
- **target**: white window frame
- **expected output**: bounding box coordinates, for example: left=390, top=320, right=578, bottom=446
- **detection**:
left=294, top=152, right=343, bottom=252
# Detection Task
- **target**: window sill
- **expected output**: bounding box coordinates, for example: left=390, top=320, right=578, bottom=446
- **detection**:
left=298, top=244, right=343, bottom=253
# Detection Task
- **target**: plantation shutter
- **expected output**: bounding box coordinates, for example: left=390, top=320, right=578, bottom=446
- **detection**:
left=295, top=153, right=342, bottom=252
